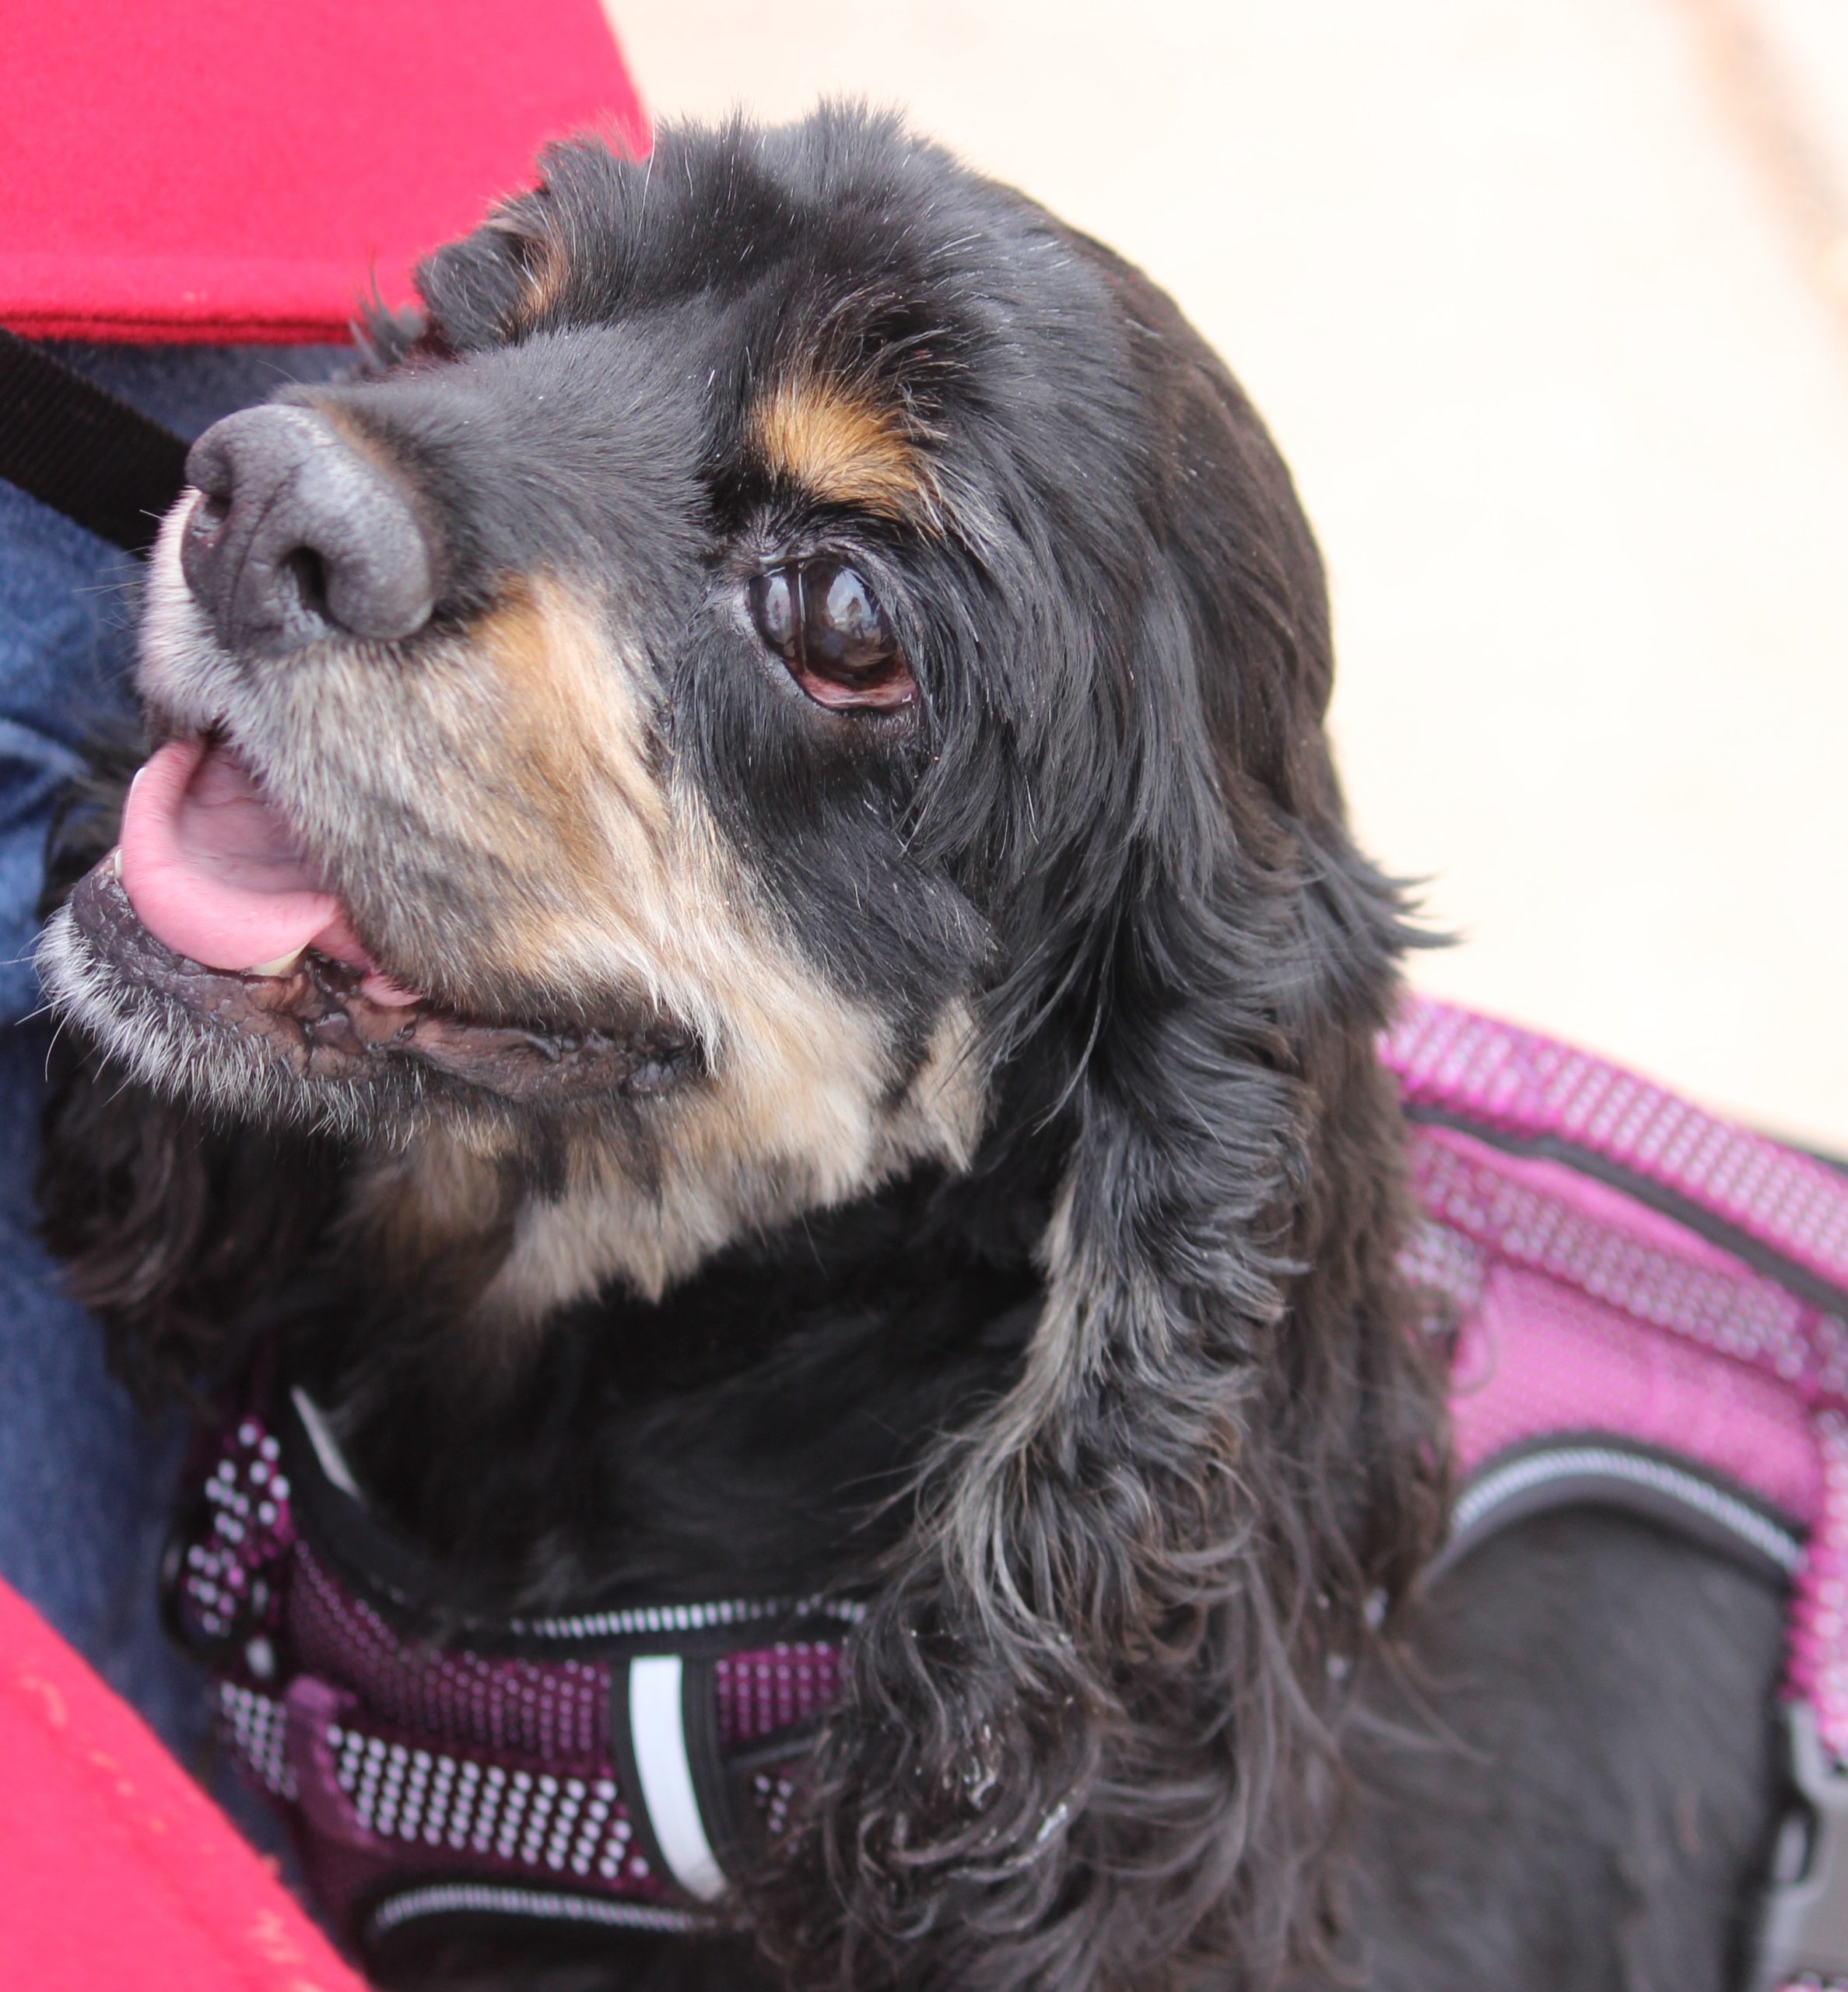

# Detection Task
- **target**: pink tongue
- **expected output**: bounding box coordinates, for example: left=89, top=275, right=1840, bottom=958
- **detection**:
left=117, top=739, right=420, bottom=1004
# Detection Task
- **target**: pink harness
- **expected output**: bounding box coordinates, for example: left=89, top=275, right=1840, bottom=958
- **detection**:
left=1392, top=999, right=1848, bottom=1992
left=169, top=999, right=1848, bottom=1987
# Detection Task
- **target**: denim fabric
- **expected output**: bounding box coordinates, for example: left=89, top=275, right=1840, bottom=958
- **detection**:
left=0, top=342, right=348, bottom=1753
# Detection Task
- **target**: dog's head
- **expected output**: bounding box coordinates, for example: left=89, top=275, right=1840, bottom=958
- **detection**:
left=42, top=108, right=1375, bottom=1314
left=40, top=110, right=1443, bottom=1987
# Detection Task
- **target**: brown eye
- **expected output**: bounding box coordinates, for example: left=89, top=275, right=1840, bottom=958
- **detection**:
left=748, top=561, right=915, bottom=712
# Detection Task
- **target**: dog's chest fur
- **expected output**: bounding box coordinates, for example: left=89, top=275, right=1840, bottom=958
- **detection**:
left=300, top=1164, right=1042, bottom=1620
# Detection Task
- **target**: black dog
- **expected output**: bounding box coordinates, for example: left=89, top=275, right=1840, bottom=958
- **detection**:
left=35, top=110, right=1783, bottom=1990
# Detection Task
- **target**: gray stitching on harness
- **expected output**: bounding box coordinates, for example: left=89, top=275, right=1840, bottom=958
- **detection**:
left=369, top=1882, right=705, bottom=1938
left=507, top=1593, right=867, bottom=1641
left=1452, top=1445, right=1804, bottom=1574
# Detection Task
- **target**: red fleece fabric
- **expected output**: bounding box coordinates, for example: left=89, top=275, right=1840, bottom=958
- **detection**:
left=0, top=1580, right=365, bottom=1990
left=0, top=0, right=647, bottom=342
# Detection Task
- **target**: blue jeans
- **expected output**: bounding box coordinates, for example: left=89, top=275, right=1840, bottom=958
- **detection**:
left=0, top=341, right=347, bottom=1755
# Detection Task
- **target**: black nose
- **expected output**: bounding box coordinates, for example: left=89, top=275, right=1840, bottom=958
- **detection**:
left=180, top=406, right=437, bottom=651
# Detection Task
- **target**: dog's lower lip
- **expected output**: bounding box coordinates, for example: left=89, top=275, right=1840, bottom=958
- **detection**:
left=67, top=861, right=700, bottom=1103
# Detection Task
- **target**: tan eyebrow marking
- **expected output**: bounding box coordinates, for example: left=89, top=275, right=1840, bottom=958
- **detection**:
left=485, top=205, right=569, bottom=333
left=750, top=378, right=932, bottom=519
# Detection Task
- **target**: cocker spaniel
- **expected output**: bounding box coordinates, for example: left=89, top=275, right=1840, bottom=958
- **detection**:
left=34, top=110, right=1783, bottom=1992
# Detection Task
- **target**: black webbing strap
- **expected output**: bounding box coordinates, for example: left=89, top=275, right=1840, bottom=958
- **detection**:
left=0, top=327, right=190, bottom=555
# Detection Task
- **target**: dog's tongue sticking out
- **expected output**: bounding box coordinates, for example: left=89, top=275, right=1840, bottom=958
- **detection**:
left=117, top=739, right=419, bottom=1005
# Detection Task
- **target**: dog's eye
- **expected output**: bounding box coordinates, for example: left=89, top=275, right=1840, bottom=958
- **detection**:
left=749, top=562, right=915, bottom=712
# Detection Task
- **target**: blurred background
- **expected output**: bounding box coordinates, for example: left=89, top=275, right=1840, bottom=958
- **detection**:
left=612, top=0, right=1848, bottom=1152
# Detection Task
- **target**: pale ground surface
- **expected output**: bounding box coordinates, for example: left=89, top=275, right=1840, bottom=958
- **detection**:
left=606, top=0, right=1848, bottom=1151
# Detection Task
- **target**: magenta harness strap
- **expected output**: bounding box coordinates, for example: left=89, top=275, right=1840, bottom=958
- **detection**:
left=1386, top=998, right=1848, bottom=1992
left=170, top=998, right=1848, bottom=1987
left=165, top=1383, right=861, bottom=1959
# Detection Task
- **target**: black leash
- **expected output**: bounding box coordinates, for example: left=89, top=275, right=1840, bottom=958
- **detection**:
left=0, top=327, right=191, bottom=556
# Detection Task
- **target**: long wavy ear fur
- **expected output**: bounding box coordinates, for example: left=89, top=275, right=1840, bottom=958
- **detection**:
left=756, top=251, right=1448, bottom=1989
left=34, top=746, right=347, bottom=1405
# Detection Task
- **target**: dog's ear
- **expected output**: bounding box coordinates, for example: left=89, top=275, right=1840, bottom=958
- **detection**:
left=760, top=256, right=1446, bottom=1988
left=411, top=145, right=599, bottom=353
left=34, top=759, right=347, bottom=1405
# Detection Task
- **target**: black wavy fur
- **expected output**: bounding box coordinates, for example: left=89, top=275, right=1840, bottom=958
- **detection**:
left=36, top=110, right=1785, bottom=1992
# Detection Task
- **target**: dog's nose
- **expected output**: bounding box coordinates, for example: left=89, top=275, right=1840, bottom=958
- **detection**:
left=180, top=406, right=437, bottom=651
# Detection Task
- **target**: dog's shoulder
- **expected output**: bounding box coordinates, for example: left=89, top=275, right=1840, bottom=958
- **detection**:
left=1336, top=1506, right=1784, bottom=1992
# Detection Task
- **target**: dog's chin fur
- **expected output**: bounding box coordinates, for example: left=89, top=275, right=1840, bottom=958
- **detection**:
left=37, top=108, right=1453, bottom=1990
left=38, top=868, right=987, bottom=1316
left=36, top=880, right=980, bottom=1314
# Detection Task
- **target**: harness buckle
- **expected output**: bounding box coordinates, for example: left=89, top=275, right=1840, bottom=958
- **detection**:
left=1747, top=1702, right=1848, bottom=1992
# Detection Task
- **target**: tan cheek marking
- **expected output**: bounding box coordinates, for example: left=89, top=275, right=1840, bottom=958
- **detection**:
left=751, top=379, right=931, bottom=520
left=482, top=999, right=989, bottom=1316
left=248, top=571, right=709, bottom=1011
left=205, top=566, right=984, bottom=1315
left=377, top=588, right=991, bottom=1311
left=343, top=1128, right=517, bottom=1301
left=471, top=584, right=648, bottom=893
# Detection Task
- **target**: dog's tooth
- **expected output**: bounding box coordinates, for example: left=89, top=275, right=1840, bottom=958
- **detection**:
left=247, top=949, right=304, bottom=979
left=107, top=846, right=123, bottom=882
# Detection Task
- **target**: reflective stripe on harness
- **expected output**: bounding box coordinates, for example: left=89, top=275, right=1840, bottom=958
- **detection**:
left=1436, top=1434, right=1805, bottom=1587
left=624, top=1657, right=727, bottom=1902
left=367, top=1883, right=701, bottom=1943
